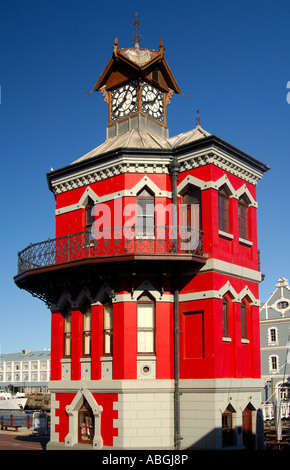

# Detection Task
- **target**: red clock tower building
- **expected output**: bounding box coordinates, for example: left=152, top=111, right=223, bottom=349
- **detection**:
left=15, top=35, right=269, bottom=450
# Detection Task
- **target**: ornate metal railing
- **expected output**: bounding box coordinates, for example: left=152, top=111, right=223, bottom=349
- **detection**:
left=17, top=225, right=203, bottom=274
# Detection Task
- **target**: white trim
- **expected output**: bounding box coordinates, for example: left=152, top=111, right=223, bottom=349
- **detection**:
left=50, top=146, right=264, bottom=196
left=222, top=337, right=232, bottom=342
left=65, top=387, right=103, bottom=449
left=268, top=354, right=279, bottom=373
left=219, top=230, right=234, bottom=240
left=55, top=174, right=258, bottom=216
left=239, top=237, right=253, bottom=247
left=200, top=258, right=261, bottom=283
left=55, top=177, right=172, bottom=216
left=236, top=184, right=257, bottom=207
left=179, top=281, right=260, bottom=305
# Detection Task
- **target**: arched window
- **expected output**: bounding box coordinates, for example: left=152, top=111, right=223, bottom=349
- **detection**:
left=103, top=299, right=113, bottom=356
left=218, top=185, right=230, bottom=233
left=238, top=195, right=249, bottom=240
left=180, top=186, right=201, bottom=231
left=241, top=301, right=247, bottom=339
left=222, top=297, right=229, bottom=338
left=85, top=197, right=94, bottom=233
left=137, top=293, right=155, bottom=354
left=136, top=188, right=154, bottom=238
left=63, top=306, right=72, bottom=358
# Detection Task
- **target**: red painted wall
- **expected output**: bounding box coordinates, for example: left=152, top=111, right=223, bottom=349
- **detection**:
left=113, top=301, right=137, bottom=379
left=54, top=392, right=118, bottom=446
left=156, top=301, right=174, bottom=379
left=50, top=311, right=63, bottom=381
left=50, top=162, right=261, bottom=396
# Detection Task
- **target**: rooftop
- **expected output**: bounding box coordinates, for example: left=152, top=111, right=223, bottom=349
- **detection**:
left=0, top=350, right=51, bottom=362
left=72, top=124, right=210, bottom=164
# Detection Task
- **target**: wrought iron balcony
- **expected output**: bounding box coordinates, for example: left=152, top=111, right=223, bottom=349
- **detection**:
left=17, top=225, right=204, bottom=274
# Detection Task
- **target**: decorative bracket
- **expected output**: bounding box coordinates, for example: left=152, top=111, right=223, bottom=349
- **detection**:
left=166, top=89, right=174, bottom=105
left=100, top=86, right=109, bottom=103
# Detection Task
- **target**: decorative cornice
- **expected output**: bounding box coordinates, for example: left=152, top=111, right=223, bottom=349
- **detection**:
left=50, top=151, right=263, bottom=196
left=48, top=136, right=269, bottom=196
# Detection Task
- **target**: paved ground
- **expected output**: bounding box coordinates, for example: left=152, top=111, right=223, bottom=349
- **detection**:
left=0, top=429, right=49, bottom=450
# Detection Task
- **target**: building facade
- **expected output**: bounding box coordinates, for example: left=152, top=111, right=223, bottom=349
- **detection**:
left=0, top=349, right=50, bottom=394
left=260, top=277, right=290, bottom=419
left=14, top=37, right=269, bottom=450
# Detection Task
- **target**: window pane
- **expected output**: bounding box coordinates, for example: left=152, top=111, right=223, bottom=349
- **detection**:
left=64, top=335, right=71, bottom=357
left=238, top=201, right=248, bottom=239
left=138, top=305, right=154, bottom=327
left=104, top=331, right=113, bottom=354
left=103, top=303, right=113, bottom=355
left=218, top=193, right=229, bottom=232
left=83, top=310, right=91, bottom=330
left=64, top=313, right=72, bottom=332
left=103, top=304, right=113, bottom=328
left=270, top=329, right=276, bottom=342
left=137, top=300, right=155, bottom=353
left=222, top=299, right=229, bottom=337
left=83, top=334, right=91, bottom=356
left=64, top=310, right=72, bottom=357
left=241, top=303, right=247, bottom=339
left=138, top=330, right=154, bottom=353
left=137, top=194, right=154, bottom=237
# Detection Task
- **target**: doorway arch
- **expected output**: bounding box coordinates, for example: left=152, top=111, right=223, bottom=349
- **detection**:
left=65, top=388, right=103, bottom=449
left=242, top=402, right=256, bottom=449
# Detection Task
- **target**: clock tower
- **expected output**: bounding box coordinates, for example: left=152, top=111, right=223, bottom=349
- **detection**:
left=14, top=24, right=269, bottom=451
left=93, top=36, right=180, bottom=140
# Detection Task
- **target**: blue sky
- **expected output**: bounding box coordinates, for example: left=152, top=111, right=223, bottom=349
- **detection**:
left=0, top=0, right=289, bottom=353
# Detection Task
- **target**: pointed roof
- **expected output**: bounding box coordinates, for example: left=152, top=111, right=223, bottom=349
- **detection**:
left=93, top=38, right=180, bottom=94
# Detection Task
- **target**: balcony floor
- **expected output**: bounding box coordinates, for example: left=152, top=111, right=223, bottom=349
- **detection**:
left=14, top=252, right=206, bottom=307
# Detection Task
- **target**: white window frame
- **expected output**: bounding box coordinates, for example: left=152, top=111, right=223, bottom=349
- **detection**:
left=268, top=327, right=278, bottom=346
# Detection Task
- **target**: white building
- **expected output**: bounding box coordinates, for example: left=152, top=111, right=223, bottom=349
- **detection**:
left=260, top=277, right=290, bottom=420
left=0, top=349, right=50, bottom=394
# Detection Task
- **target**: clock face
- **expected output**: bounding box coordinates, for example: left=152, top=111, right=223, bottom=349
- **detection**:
left=141, top=82, right=164, bottom=122
left=111, top=82, right=138, bottom=121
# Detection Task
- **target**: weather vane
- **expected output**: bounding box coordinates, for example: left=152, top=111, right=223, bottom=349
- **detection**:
left=132, top=12, right=142, bottom=48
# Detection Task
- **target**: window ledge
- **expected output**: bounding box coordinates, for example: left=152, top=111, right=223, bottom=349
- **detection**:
left=219, top=230, right=234, bottom=240
left=239, top=237, right=253, bottom=246
left=241, top=338, right=250, bottom=344
left=222, top=337, right=232, bottom=342
left=137, top=355, right=156, bottom=360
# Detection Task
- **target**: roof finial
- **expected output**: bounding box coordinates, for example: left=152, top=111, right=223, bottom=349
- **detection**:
left=132, top=12, right=142, bottom=48
left=196, top=109, right=201, bottom=127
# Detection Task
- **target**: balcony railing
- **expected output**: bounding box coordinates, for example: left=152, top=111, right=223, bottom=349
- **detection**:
left=17, top=225, right=204, bottom=274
